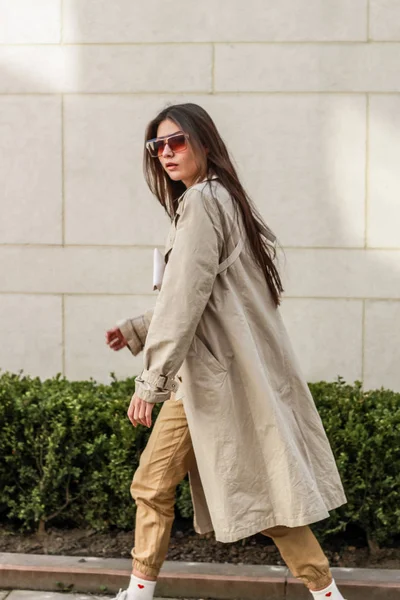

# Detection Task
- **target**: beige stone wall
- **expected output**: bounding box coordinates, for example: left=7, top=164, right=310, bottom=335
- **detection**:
left=1, top=1, right=399, bottom=390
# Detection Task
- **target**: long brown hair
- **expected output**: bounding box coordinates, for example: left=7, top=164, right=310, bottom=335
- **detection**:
left=143, top=103, right=284, bottom=307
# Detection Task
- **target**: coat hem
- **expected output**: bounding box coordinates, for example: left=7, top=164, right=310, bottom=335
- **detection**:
left=211, top=497, right=347, bottom=544
left=193, top=522, right=214, bottom=536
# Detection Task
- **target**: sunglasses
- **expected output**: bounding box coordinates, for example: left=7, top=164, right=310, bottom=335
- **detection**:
left=145, top=132, right=189, bottom=158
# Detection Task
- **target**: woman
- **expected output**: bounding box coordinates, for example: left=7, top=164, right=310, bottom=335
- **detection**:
left=105, top=103, right=347, bottom=600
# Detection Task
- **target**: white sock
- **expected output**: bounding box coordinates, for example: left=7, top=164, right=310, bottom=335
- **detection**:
left=127, top=574, right=157, bottom=600
left=310, top=578, right=345, bottom=599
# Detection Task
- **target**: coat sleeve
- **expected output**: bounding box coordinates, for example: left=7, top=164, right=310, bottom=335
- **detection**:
left=116, top=308, right=154, bottom=356
left=134, top=187, right=223, bottom=403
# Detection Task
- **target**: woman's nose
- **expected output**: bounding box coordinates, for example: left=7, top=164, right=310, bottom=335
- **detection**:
left=162, top=143, right=173, bottom=157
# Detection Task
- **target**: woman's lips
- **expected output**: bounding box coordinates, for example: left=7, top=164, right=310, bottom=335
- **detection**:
left=166, top=164, right=178, bottom=170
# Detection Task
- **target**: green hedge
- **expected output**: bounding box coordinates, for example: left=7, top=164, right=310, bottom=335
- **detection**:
left=0, top=371, right=399, bottom=548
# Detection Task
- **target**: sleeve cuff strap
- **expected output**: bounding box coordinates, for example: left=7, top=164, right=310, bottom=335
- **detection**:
left=134, top=381, right=171, bottom=403
left=137, top=369, right=179, bottom=393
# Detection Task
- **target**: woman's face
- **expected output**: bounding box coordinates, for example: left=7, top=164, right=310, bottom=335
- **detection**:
left=156, top=118, right=200, bottom=188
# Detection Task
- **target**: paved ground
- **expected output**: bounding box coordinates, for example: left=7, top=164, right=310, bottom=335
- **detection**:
left=1, top=594, right=183, bottom=600
left=2, top=594, right=116, bottom=600
left=0, top=594, right=190, bottom=600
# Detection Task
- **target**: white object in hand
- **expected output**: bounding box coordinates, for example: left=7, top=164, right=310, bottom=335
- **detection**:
left=153, top=248, right=166, bottom=291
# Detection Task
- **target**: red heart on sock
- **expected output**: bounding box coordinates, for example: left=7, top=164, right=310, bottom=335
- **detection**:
left=325, top=594, right=332, bottom=597
left=138, top=584, right=144, bottom=589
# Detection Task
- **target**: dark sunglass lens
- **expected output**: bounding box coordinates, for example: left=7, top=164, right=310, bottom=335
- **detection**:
left=154, top=140, right=165, bottom=157
left=169, top=134, right=186, bottom=153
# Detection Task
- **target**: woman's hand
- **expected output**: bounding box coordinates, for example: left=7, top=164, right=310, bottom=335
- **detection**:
left=105, top=327, right=128, bottom=351
left=128, top=394, right=155, bottom=428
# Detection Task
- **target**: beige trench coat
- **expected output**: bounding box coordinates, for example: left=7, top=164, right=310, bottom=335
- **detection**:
left=118, top=176, right=347, bottom=543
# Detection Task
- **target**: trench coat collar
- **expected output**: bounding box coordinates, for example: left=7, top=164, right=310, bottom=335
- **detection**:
left=174, top=175, right=276, bottom=246
left=175, top=174, right=218, bottom=215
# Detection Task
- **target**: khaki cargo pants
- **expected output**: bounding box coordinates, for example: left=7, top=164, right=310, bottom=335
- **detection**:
left=130, top=395, right=333, bottom=591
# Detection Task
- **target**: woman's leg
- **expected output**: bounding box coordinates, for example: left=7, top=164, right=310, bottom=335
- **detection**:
left=261, top=525, right=336, bottom=592
left=130, top=396, right=195, bottom=580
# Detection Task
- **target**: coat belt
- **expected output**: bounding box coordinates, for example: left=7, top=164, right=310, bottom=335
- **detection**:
left=218, top=238, right=245, bottom=274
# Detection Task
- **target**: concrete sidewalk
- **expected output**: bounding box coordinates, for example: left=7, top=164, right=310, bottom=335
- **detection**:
left=0, top=594, right=181, bottom=600
left=1, top=553, right=400, bottom=599
left=2, top=594, right=111, bottom=600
